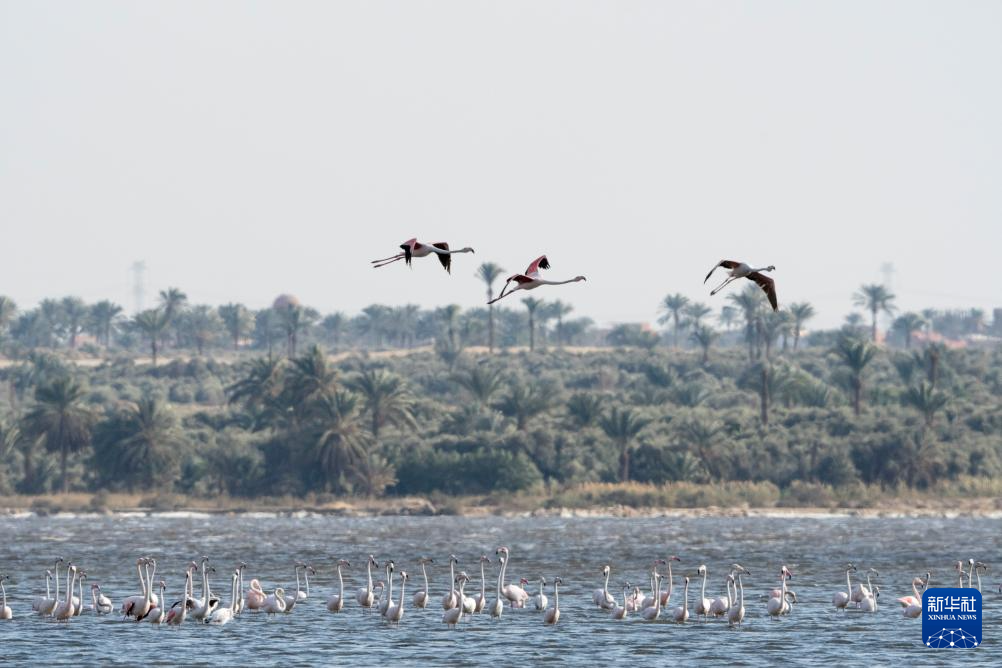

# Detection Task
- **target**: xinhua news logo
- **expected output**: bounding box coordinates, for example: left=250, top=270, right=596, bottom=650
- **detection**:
left=922, top=588, right=982, bottom=649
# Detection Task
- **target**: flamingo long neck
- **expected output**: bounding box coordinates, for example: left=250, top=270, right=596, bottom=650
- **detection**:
left=238, top=568, right=244, bottom=611
left=738, top=574, right=745, bottom=608
left=78, top=577, right=84, bottom=610
left=385, top=568, right=393, bottom=604
left=496, top=562, right=504, bottom=597
left=726, top=578, right=733, bottom=608
left=230, top=574, right=238, bottom=613
left=553, top=581, right=559, bottom=610
left=65, top=568, right=76, bottom=605
left=683, top=580, right=690, bottom=608
left=846, top=569, right=853, bottom=597
left=539, top=278, right=579, bottom=286
left=398, top=578, right=406, bottom=609
left=201, top=562, right=210, bottom=600
left=700, top=570, right=707, bottom=602
left=665, top=563, right=674, bottom=604
left=480, top=562, right=487, bottom=598
left=304, top=569, right=311, bottom=597
left=653, top=576, right=662, bottom=613
left=337, top=566, right=344, bottom=597
left=180, top=575, right=190, bottom=621
left=912, top=579, right=921, bottom=599
left=136, top=561, right=145, bottom=597
left=366, top=560, right=373, bottom=592
left=603, top=569, right=611, bottom=598
left=53, top=563, right=61, bottom=601
left=967, top=562, right=975, bottom=587
left=146, top=561, right=156, bottom=599
left=450, top=561, right=457, bottom=594
left=865, top=574, right=871, bottom=598
left=421, top=563, right=429, bottom=594
left=1, top=581, right=6, bottom=607
left=976, top=570, right=982, bottom=592
left=46, top=573, right=51, bottom=599
left=91, top=586, right=97, bottom=610
left=295, top=565, right=303, bottom=597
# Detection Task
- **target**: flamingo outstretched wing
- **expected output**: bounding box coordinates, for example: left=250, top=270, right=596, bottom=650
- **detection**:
left=747, top=272, right=778, bottom=310
left=432, top=242, right=451, bottom=273
left=704, top=260, right=740, bottom=283
left=525, top=255, right=550, bottom=277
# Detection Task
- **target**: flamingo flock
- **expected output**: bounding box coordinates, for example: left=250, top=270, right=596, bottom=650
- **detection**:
left=0, top=551, right=989, bottom=628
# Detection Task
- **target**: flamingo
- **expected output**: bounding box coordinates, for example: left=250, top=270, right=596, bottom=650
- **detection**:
left=489, top=558, right=505, bottom=620
left=73, top=570, right=87, bottom=616
left=695, top=565, right=712, bottom=619
left=704, top=260, right=778, bottom=310
left=412, top=558, right=432, bottom=609
left=728, top=570, right=747, bottom=626
left=145, top=582, right=168, bottom=624
left=593, top=565, right=615, bottom=609
left=379, top=561, right=396, bottom=617
left=641, top=574, right=663, bottom=621
left=294, top=562, right=316, bottom=602
left=0, top=575, right=13, bottom=620
left=954, top=560, right=965, bottom=587
left=208, top=571, right=239, bottom=625
left=371, top=238, right=475, bottom=273
left=386, top=572, right=408, bottom=624
left=91, top=584, right=113, bottom=615
left=833, top=564, right=857, bottom=611
left=459, top=571, right=477, bottom=614
left=626, top=585, right=645, bottom=612
left=767, top=566, right=793, bottom=618
left=671, top=576, right=691, bottom=623
left=441, top=555, right=459, bottom=610
left=234, top=562, right=247, bottom=614
left=899, top=575, right=928, bottom=618
left=487, top=256, right=586, bottom=304
left=246, top=578, right=266, bottom=610
left=32, top=569, right=54, bottom=614
left=263, top=587, right=287, bottom=614
left=192, top=560, right=219, bottom=621
left=53, top=564, right=79, bottom=621
left=710, top=574, right=733, bottom=618
left=496, top=547, right=531, bottom=608
left=851, top=568, right=876, bottom=607
left=859, top=570, right=879, bottom=613
left=442, top=574, right=470, bottom=628
left=473, top=556, right=491, bottom=613
left=533, top=577, right=548, bottom=612
left=167, top=570, right=194, bottom=626
left=327, top=559, right=350, bottom=613
left=543, top=577, right=561, bottom=625
left=356, top=555, right=377, bottom=609
left=612, top=584, right=629, bottom=620
left=283, top=563, right=308, bottom=613
left=974, top=562, right=988, bottom=592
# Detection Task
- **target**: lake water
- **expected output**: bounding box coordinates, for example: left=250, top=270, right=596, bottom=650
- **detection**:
left=0, top=512, right=998, bottom=666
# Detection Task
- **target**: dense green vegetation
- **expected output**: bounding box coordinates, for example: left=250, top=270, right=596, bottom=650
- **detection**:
left=0, top=283, right=999, bottom=504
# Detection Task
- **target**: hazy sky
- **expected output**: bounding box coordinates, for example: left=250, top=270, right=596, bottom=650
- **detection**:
left=2, top=1, right=1000, bottom=328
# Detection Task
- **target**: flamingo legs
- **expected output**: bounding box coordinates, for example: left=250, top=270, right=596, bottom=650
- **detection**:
left=710, top=276, right=739, bottom=295
left=372, top=255, right=407, bottom=268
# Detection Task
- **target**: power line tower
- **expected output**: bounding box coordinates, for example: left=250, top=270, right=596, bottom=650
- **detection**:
left=130, top=261, right=147, bottom=314
left=881, top=262, right=895, bottom=291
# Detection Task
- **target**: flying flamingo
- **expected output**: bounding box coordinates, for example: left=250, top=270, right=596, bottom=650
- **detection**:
left=704, top=260, right=778, bottom=310
left=0, top=575, right=13, bottom=620
left=371, top=239, right=475, bottom=273
left=327, top=559, right=350, bottom=613
left=543, top=577, right=562, bottom=625
left=486, top=256, right=586, bottom=304
left=832, top=564, right=857, bottom=611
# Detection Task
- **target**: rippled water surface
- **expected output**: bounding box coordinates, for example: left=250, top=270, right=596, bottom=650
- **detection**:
left=1, top=513, right=999, bottom=666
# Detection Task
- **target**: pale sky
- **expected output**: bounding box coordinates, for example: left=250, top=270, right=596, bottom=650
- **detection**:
left=2, top=1, right=1000, bottom=328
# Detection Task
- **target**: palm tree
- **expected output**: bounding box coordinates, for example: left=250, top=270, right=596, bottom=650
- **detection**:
left=523, top=297, right=543, bottom=352
left=158, top=287, right=188, bottom=348
left=23, top=375, right=93, bottom=493
left=276, top=304, right=317, bottom=358
left=760, top=310, right=791, bottom=358
left=452, top=364, right=504, bottom=406
left=218, top=303, right=251, bottom=351
left=599, top=406, right=651, bottom=482
left=227, top=356, right=284, bottom=417
left=833, top=336, right=877, bottom=416
left=183, top=305, right=223, bottom=355
left=115, top=396, right=185, bottom=489
left=718, top=305, right=738, bottom=331
left=902, top=382, right=948, bottom=427
left=658, top=293, right=690, bottom=348
left=320, top=312, right=348, bottom=352
left=0, top=296, right=17, bottom=346
left=683, top=302, right=712, bottom=328
left=675, top=415, right=725, bottom=479
left=690, top=324, right=719, bottom=364
left=60, top=297, right=88, bottom=349
left=565, top=392, right=603, bottom=428
left=787, top=302, right=816, bottom=350
left=728, top=286, right=762, bottom=360
left=287, top=345, right=338, bottom=407
left=476, top=262, right=505, bottom=352
left=347, top=368, right=416, bottom=441
left=548, top=300, right=574, bottom=347
left=853, top=284, right=896, bottom=343
left=892, top=312, right=926, bottom=349
left=437, top=304, right=462, bottom=349
left=311, top=391, right=371, bottom=492
left=88, top=300, right=123, bottom=347
left=132, top=309, right=170, bottom=366
left=495, top=382, right=555, bottom=431
left=38, top=299, right=62, bottom=347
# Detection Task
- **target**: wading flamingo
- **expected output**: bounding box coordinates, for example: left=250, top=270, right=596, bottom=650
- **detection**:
left=371, top=239, right=475, bottom=273
left=357, top=555, right=377, bottom=609
left=283, top=563, right=309, bottom=613
left=386, top=572, right=408, bottom=624
left=145, top=582, right=167, bottom=624
left=612, top=584, right=629, bottom=620
left=899, top=575, right=928, bottom=618
left=167, top=570, right=193, bottom=626
left=695, top=566, right=712, bottom=619
left=704, top=260, right=778, bottom=310
left=327, top=559, right=350, bottom=613
left=473, top=556, right=491, bottom=613
left=263, top=587, right=287, bottom=614
left=767, top=566, right=793, bottom=618
left=33, top=569, right=53, bottom=613
left=489, top=558, right=504, bottom=620
left=593, top=565, right=615, bottom=609
left=442, top=555, right=459, bottom=610
left=641, top=574, right=664, bottom=621
left=208, top=571, right=238, bottom=625
left=92, top=584, right=113, bottom=615
left=53, top=564, right=79, bottom=621
left=246, top=578, right=266, bottom=610
left=487, top=256, right=586, bottom=305
left=671, top=576, right=691, bottom=623
left=379, top=561, right=396, bottom=617
left=543, top=577, right=562, bottom=625
left=833, top=564, right=857, bottom=611
left=728, top=570, right=747, bottom=626
left=533, top=577, right=548, bottom=611
left=851, top=568, right=877, bottom=607
left=442, top=574, right=471, bottom=628
left=496, top=547, right=530, bottom=608
left=413, top=558, right=432, bottom=609
left=0, top=575, right=13, bottom=620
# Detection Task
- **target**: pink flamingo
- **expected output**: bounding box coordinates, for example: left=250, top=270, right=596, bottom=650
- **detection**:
left=704, top=260, right=778, bottom=310
left=371, top=238, right=474, bottom=273
left=487, top=255, right=586, bottom=304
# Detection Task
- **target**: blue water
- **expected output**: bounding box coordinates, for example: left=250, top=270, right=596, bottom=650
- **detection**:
left=0, top=513, right=998, bottom=665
